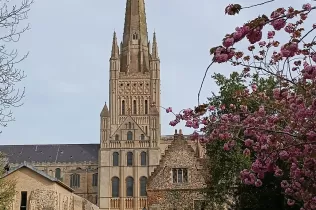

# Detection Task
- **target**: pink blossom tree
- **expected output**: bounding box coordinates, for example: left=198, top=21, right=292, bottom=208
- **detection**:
left=163, top=1, right=316, bottom=209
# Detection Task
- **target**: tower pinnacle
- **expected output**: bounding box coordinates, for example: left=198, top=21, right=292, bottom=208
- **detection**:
left=111, top=31, right=119, bottom=58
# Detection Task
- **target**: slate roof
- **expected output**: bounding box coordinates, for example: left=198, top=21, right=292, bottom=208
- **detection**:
left=0, top=144, right=100, bottom=164
left=2, top=161, right=74, bottom=192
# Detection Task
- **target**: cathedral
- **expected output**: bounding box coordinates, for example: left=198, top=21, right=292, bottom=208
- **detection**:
left=0, top=0, right=207, bottom=209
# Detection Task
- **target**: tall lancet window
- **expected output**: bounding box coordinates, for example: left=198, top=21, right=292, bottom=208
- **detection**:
left=145, top=100, right=148, bottom=114
left=133, top=100, right=137, bottom=114
left=122, top=100, right=125, bottom=115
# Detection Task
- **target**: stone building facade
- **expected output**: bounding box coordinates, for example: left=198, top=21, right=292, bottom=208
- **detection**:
left=0, top=0, right=207, bottom=209
left=2, top=162, right=99, bottom=210
left=147, top=129, right=207, bottom=210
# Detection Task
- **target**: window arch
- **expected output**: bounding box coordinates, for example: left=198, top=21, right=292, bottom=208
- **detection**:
left=113, top=152, right=119, bottom=166
left=145, top=100, right=148, bottom=114
left=112, top=177, right=120, bottom=197
left=133, top=100, right=137, bottom=114
left=122, top=100, right=125, bottom=115
left=140, top=152, right=147, bottom=166
left=127, top=131, right=133, bottom=140
left=55, top=168, right=61, bottom=180
left=70, top=173, right=80, bottom=188
left=126, top=176, right=134, bottom=197
left=140, top=176, right=147, bottom=196
left=127, top=152, right=133, bottom=166
left=140, top=134, right=145, bottom=140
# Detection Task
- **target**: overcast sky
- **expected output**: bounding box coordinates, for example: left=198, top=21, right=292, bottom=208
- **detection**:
left=1, top=0, right=315, bottom=145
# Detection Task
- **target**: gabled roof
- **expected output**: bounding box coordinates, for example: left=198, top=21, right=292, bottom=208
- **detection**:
left=147, top=129, right=205, bottom=187
left=2, top=161, right=74, bottom=192
left=110, top=115, right=148, bottom=138
left=0, top=144, right=99, bottom=164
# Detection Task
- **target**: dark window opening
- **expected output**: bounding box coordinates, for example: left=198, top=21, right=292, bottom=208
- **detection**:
left=92, top=173, right=98, bottom=187
left=127, top=152, right=133, bottom=166
left=55, top=168, right=61, bottom=180
left=140, top=134, right=145, bottom=140
left=140, top=152, right=147, bottom=166
left=113, top=152, right=119, bottom=166
left=133, top=33, right=138, bottom=40
left=20, top=191, right=27, bottom=210
left=127, top=131, right=133, bottom=140
left=133, top=100, right=137, bottom=114
left=112, top=177, right=120, bottom=197
left=115, top=134, right=119, bottom=141
left=126, top=176, right=134, bottom=197
left=128, top=122, right=132, bottom=129
left=122, top=100, right=125, bottom=115
left=145, top=100, right=148, bottom=114
left=140, top=176, right=147, bottom=196
left=70, top=173, right=80, bottom=188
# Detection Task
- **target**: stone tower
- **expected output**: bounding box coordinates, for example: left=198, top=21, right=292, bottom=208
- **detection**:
left=98, top=0, right=161, bottom=209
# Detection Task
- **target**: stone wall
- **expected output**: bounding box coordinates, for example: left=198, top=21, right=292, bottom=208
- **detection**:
left=28, top=189, right=99, bottom=210
left=147, top=131, right=207, bottom=210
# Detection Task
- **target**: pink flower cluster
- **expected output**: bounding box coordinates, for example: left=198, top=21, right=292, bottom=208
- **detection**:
left=166, top=3, right=316, bottom=209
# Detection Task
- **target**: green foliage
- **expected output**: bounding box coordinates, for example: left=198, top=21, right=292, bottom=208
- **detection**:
left=0, top=153, right=16, bottom=209
left=205, top=72, right=282, bottom=209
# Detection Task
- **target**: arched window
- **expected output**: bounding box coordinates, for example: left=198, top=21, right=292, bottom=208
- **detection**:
left=145, top=100, right=148, bottom=114
left=113, top=152, right=119, bottom=166
left=112, top=177, right=120, bottom=197
left=55, top=168, right=61, bottom=180
left=140, top=134, right=145, bottom=140
left=140, top=152, right=147, bottom=166
left=115, top=134, right=119, bottom=141
left=122, top=100, right=125, bottom=115
left=70, top=173, right=80, bottom=188
left=127, top=152, right=133, bottom=166
left=133, top=100, right=137, bottom=114
left=133, top=32, right=138, bottom=40
left=92, top=173, right=98, bottom=187
left=126, top=176, right=134, bottom=197
left=128, top=122, right=132, bottom=129
left=140, top=176, right=147, bottom=196
left=127, top=131, right=133, bottom=140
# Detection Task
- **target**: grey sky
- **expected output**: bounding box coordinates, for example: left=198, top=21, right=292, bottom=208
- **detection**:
left=1, top=0, right=315, bottom=145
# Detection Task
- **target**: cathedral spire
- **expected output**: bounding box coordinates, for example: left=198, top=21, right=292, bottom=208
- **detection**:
left=122, top=0, right=148, bottom=47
